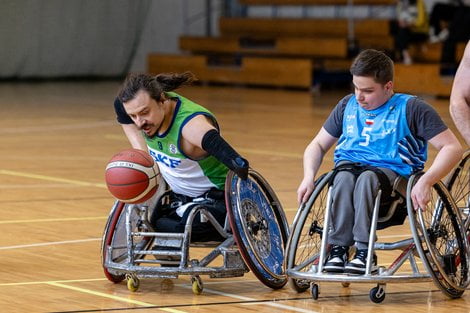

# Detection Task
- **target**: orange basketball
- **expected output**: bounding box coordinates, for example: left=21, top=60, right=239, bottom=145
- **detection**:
left=105, top=149, right=159, bottom=204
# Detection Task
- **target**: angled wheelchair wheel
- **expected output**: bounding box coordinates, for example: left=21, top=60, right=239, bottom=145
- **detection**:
left=407, top=173, right=470, bottom=298
left=446, top=151, right=470, bottom=234
left=101, top=200, right=154, bottom=283
left=285, top=172, right=332, bottom=293
left=225, top=169, right=289, bottom=289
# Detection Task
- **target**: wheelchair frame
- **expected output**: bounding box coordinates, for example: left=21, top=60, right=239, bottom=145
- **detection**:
left=101, top=169, right=289, bottom=293
left=285, top=170, right=470, bottom=303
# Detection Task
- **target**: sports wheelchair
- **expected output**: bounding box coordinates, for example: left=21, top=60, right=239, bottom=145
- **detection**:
left=285, top=168, right=470, bottom=303
left=101, top=169, right=289, bottom=294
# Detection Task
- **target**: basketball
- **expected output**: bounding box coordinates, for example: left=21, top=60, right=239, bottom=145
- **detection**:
left=105, top=149, right=160, bottom=204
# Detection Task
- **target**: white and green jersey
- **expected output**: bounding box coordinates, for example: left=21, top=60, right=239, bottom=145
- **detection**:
left=146, top=92, right=228, bottom=197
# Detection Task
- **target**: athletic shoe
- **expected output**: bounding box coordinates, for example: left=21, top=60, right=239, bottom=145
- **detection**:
left=324, top=245, right=349, bottom=273
left=344, top=249, right=378, bottom=274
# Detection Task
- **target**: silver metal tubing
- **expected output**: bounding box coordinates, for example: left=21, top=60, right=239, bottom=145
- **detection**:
left=366, top=190, right=382, bottom=275
left=287, top=269, right=431, bottom=284
left=374, top=238, right=415, bottom=251
left=317, top=186, right=333, bottom=273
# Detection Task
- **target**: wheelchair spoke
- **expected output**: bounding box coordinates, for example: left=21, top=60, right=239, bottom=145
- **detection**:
left=226, top=169, right=289, bottom=289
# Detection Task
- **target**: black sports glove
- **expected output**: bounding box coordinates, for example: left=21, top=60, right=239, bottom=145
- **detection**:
left=231, top=156, right=249, bottom=180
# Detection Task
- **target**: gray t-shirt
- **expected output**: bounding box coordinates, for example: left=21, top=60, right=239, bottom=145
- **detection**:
left=323, top=94, right=448, bottom=141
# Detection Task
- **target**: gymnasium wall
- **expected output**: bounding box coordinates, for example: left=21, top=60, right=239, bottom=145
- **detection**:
left=0, top=0, right=214, bottom=79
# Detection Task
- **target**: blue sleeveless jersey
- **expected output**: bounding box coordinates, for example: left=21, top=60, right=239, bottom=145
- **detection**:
left=334, top=93, right=427, bottom=177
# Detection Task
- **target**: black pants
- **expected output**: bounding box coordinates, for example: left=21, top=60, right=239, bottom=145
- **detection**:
left=390, top=20, right=427, bottom=60
left=441, top=6, right=470, bottom=67
left=151, top=190, right=227, bottom=242
left=429, top=3, right=456, bottom=35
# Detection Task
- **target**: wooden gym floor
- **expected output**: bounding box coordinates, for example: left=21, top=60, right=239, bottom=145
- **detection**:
left=0, top=81, right=469, bottom=312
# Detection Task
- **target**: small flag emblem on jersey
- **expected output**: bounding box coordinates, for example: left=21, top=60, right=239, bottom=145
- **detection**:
left=365, top=119, right=374, bottom=125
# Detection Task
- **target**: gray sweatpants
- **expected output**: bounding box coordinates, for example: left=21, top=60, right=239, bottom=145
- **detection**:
left=328, top=162, right=399, bottom=249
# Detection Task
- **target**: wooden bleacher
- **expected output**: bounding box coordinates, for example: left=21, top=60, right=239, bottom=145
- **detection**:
left=393, top=43, right=466, bottom=97
left=148, top=1, right=394, bottom=89
left=394, top=64, right=453, bottom=97
left=148, top=54, right=312, bottom=89
left=218, top=17, right=393, bottom=51
left=408, top=42, right=466, bottom=63
left=220, top=17, right=389, bottom=39
left=148, top=1, right=465, bottom=94
left=179, top=36, right=348, bottom=58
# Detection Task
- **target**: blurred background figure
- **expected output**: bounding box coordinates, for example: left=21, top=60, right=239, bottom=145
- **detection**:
left=440, top=0, right=470, bottom=74
left=428, top=0, right=458, bottom=43
left=392, top=0, right=429, bottom=65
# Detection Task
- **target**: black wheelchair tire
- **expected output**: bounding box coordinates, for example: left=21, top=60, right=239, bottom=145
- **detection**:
left=285, top=172, right=331, bottom=292
left=446, top=150, right=470, bottom=236
left=101, top=201, right=127, bottom=283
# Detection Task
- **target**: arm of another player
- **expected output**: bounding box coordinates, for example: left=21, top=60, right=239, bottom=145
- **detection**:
left=297, top=127, right=338, bottom=205
left=410, top=129, right=463, bottom=210
left=121, top=123, right=148, bottom=151
left=181, top=115, right=249, bottom=179
left=450, top=40, right=470, bottom=147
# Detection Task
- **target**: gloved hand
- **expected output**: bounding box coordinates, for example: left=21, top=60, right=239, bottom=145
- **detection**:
left=232, top=157, right=249, bottom=180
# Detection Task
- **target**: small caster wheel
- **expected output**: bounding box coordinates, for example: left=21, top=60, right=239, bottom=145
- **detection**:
left=127, top=275, right=140, bottom=292
left=341, top=282, right=350, bottom=288
left=369, top=285, right=385, bottom=303
left=310, top=283, right=319, bottom=300
left=191, top=276, right=203, bottom=295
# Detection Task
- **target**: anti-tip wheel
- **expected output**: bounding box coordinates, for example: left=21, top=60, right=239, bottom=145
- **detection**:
left=191, top=276, right=203, bottom=295
left=127, top=274, right=140, bottom=292
left=369, top=285, right=385, bottom=303
left=311, top=283, right=319, bottom=300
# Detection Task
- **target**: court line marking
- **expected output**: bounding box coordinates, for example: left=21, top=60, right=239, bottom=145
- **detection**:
left=0, top=278, right=107, bottom=287
left=46, top=282, right=156, bottom=308
left=195, top=287, right=318, bottom=313
left=237, top=148, right=302, bottom=159
left=284, top=207, right=299, bottom=212
left=0, top=278, right=256, bottom=287
left=0, top=238, right=101, bottom=250
left=0, top=183, right=94, bottom=189
left=0, top=169, right=106, bottom=188
left=105, top=134, right=304, bottom=159
left=0, top=155, right=105, bottom=161
left=0, top=216, right=106, bottom=224
left=47, top=282, right=192, bottom=313
left=104, top=134, right=129, bottom=141
left=0, top=120, right=117, bottom=134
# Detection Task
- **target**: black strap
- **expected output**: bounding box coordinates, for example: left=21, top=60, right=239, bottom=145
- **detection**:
left=169, top=188, right=224, bottom=207
left=330, top=163, right=394, bottom=203
left=150, top=188, right=224, bottom=224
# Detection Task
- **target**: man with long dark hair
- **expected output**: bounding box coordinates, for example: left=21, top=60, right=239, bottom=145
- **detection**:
left=113, top=72, right=249, bottom=242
